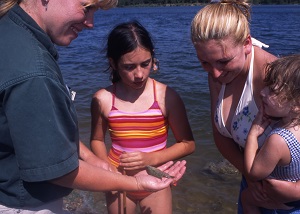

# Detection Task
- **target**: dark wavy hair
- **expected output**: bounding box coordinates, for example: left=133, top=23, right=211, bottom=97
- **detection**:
left=105, top=20, right=155, bottom=83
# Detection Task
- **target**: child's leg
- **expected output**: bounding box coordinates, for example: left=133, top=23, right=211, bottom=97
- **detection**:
left=139, top=186, right=172, bottom=214
left=106, top=191, right=137, bottom=214
left=242, top=188, right=262, bottom=214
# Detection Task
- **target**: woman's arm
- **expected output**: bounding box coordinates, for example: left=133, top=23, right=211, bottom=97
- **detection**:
left=51, top=160, right=187, bottom=192
left=264, top=179, right=300, bottom=203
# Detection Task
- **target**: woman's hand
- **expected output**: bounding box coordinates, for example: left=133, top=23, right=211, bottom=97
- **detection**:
left=263, top=179, right=300, bottom=203
left=134, top=160, right=186, bottom=191
left=246, top=179, right=268, bottom=203
left=119, top=151, right=152, bottom=170
left=246, top=179, right=292, bottom=210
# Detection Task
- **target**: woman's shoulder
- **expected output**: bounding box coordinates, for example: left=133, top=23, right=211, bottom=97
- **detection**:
left=254, top=47, right=278, bottom=67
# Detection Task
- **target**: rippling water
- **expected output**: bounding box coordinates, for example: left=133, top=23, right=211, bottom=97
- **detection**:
left=57, top=5, right=300, bottom=213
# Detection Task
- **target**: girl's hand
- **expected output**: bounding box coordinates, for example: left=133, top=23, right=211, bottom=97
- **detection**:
left=249, top=105, right=271, bottom=137
left=134, top=160, right=186, bottom=191
left=119, top=151, right=152, bottom=170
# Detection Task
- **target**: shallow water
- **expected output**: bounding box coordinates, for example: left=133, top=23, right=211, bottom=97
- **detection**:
left=58, top=5, right=300, bottom=213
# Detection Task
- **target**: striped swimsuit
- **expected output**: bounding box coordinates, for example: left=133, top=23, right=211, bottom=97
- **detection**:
left=107, top=80, right=169, bottom=200
left=107, top=80, right=168, bottom=167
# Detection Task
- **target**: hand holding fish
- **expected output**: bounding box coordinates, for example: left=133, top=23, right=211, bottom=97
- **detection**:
left=146, top=165, right=175, bottom=179
left=134, top=160, right=186, bottom=191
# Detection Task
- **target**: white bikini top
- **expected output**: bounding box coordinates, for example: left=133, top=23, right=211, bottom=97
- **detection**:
left=214, top=42, right=272, bottom=148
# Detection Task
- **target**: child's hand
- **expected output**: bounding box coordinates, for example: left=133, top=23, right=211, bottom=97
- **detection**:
left=249, top=105, right=271, bottom=137
left=119, top=151, right=152, bottom=170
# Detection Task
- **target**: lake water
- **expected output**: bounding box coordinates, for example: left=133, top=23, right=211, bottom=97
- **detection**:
left=57, top=5, right=300, bottom=214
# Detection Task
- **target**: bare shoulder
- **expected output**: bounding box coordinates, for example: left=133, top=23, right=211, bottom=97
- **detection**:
left=154, top=80, right=184, bottom=116
left=267, top=133, right=286, bottom=146
left=261, top=133, right=286, bottom=156
left=155, top=80, right=181, bottom=101
left=91, top=85, right=113, bottom=115
left=253, top=47, right=278, bottom=100
left=263, top=132, right=290, bottom=165
left=93, top=85, right=113, bottom=100
left=254, top=47, right=278, bottom=72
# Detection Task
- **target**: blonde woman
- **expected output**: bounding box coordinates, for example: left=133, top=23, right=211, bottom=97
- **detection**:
left=190, top=0, right=296, bottom=213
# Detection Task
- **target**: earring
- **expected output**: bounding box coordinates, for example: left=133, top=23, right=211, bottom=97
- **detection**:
left=44, top=0, right=49, bottom=11
left=153, top=58, right=159, bottom=72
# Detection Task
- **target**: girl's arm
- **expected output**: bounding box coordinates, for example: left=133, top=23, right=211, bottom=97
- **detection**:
left=244, top=107, right=289, bottom=181
left=90, top=90, right=110, bottom=163
left=79, top=141, right=110, bottom=170
left=149, top=86, right=196, bottom=164
left=244, top=108, right=271, bottom=180
left=247, top=134, right=290, bottom=180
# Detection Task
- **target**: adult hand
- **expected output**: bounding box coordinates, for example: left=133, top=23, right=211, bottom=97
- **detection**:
left=246, top=180, right=292, bottom=210
left=134, top=160, right=186, bottom=191
left=263, top=179, right=300, bottom=203
left=119, top=151, right=152, bottom=170
left=247, top=179, right=268, bottom=202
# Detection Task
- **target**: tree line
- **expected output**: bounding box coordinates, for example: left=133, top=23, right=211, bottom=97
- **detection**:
left=117, top=0, right=300, bottom=6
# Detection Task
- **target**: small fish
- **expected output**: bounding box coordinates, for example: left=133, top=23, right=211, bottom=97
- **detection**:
left=146, top=165, right=175, bottom=179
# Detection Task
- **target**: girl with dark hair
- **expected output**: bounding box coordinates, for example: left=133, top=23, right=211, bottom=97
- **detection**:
left=90, top=21, right=195, bottom=214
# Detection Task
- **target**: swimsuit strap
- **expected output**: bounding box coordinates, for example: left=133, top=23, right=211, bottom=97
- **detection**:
left=112, top=84, right=116, bottom=107
left=248, top=46, right=254, bottom=85
left=152, top=79, right=157, bottom=102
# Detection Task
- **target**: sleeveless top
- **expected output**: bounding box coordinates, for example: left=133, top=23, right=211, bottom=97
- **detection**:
left=214, top=45, right=272, bottom=148
left=107, top=80, right=168, bottom=167
left=269, top=128, right=300, bottom=181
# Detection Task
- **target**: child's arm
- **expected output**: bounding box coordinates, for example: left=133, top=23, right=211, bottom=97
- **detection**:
left=90, top=90, right=110, bottom=163
left=79, top=141, right=111, bottom=170
left=246, top=134, right=290, bottom=181
left=244, top=107, right=274, bottom=180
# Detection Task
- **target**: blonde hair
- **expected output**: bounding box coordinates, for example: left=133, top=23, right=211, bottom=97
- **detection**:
left=0, top=0, right=118, bottom=17
left=191, top=0, right=251, bottom=45
left=0, top=0, right=19, bottom=17
left=90, top=0, right=118, bottom=10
